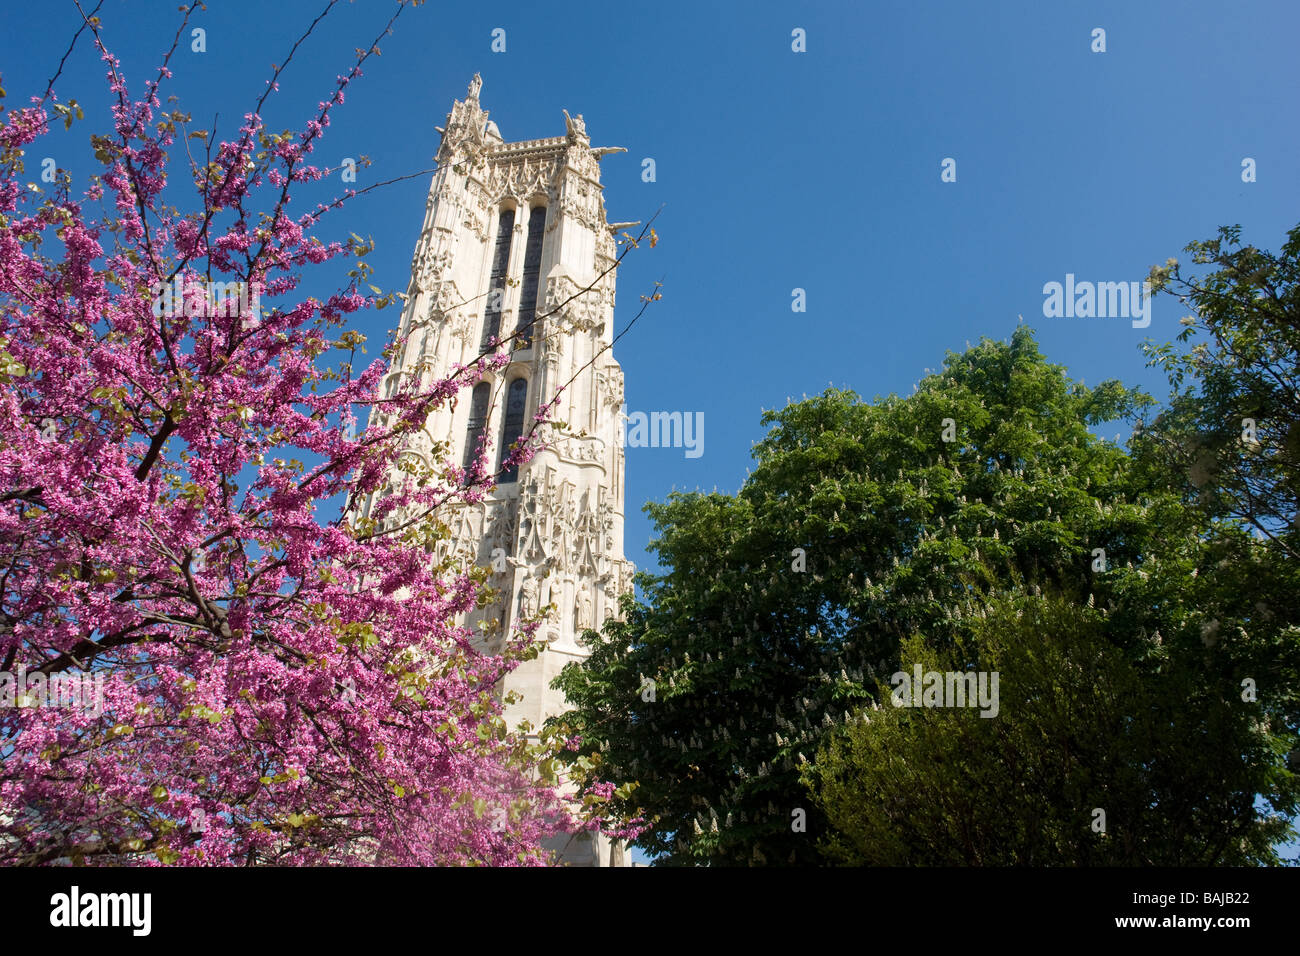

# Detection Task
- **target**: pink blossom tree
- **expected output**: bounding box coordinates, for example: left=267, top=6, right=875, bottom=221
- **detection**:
left=0, top=1, right=641, bottom=865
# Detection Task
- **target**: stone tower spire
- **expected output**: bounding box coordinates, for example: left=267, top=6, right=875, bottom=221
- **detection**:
left=359, top=75, right=633, bottom=866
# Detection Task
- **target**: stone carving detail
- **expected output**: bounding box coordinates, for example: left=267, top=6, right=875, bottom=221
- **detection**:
left=563, top=110, right=588, bottom=144
left=596, top=226, right=616, bottom=262
left=439, top=81, right=490, bottom=166
left=557, top=191, right=602, bottom=231
left=413, top=224, right=457, bottom=288
left=542, top=577, right=560, bottom=622
left=518, top=575, right=539, bottom=619
left=597, top=366, right=624, bottom=410
left=486, top=155, right=561, bottom=204
left=544, top=275, right=604, bottom=334
left=463, top=207, right=488, bottom=241
left=484, top=500, right=516, bottom=560
left=449, top=313, right=474, bottom=343
left=437, top=497, right=518, bottom=568
left=517, top=475, right=553, bottom=564
left=437, top=501, right=482, bottom=564
left=415, top=247, right=454, bottom=288
left=510, top=467, right=625, bottom=583
left=421, top=279, right=463, bottom=319
left=597, top=487, right=618, bottom=555
left=573, top=491, right=603, bottom=575
left=553, top=435, right=605, bottom=467
left=575, top=582, right=594, bottom=632
left=602, top=574, right=619, bottom=624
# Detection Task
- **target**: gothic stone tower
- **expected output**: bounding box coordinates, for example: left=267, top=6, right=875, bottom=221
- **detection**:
left=361, top=76, right=633, bottom=865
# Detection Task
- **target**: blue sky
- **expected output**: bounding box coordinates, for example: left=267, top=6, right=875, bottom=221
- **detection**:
left=3, top=0, right=1298, bottom=860
left=5, top=0, right=1297, bottom=574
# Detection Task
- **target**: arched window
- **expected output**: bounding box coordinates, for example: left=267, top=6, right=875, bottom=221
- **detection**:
left=498, top=378, right=529, bottom=483
left=480, top=208, right=515, bottom=351
left=463, top=382, right=491, bottom=472
left=515, top=206, right=547, bottom=348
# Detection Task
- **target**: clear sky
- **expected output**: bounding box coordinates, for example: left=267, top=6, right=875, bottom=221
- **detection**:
left=3, top=0, right=1298, bottom=861
left=5, top=0, right=1298, bottom=574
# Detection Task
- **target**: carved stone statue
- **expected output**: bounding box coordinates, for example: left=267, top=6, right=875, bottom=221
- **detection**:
left=543, top=583, right=560, bottom=623
left=563, top=109, right=588, bottom=143
left=576, top=582, right=594, bottom=631
left=518, top=575, right=539, bottom=619
left=602, top=575, right=619, bottom=624
left=468, top=73, right=482, bottom=100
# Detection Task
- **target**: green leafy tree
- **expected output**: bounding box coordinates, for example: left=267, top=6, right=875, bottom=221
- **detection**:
left=805, top=593, right=1297, bottom=865
left=1135, top=220, right=1300, bottom=797
left=552, top=329, right=1222, bottom=865
left=1140, top=223, right=1300, bottom=558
